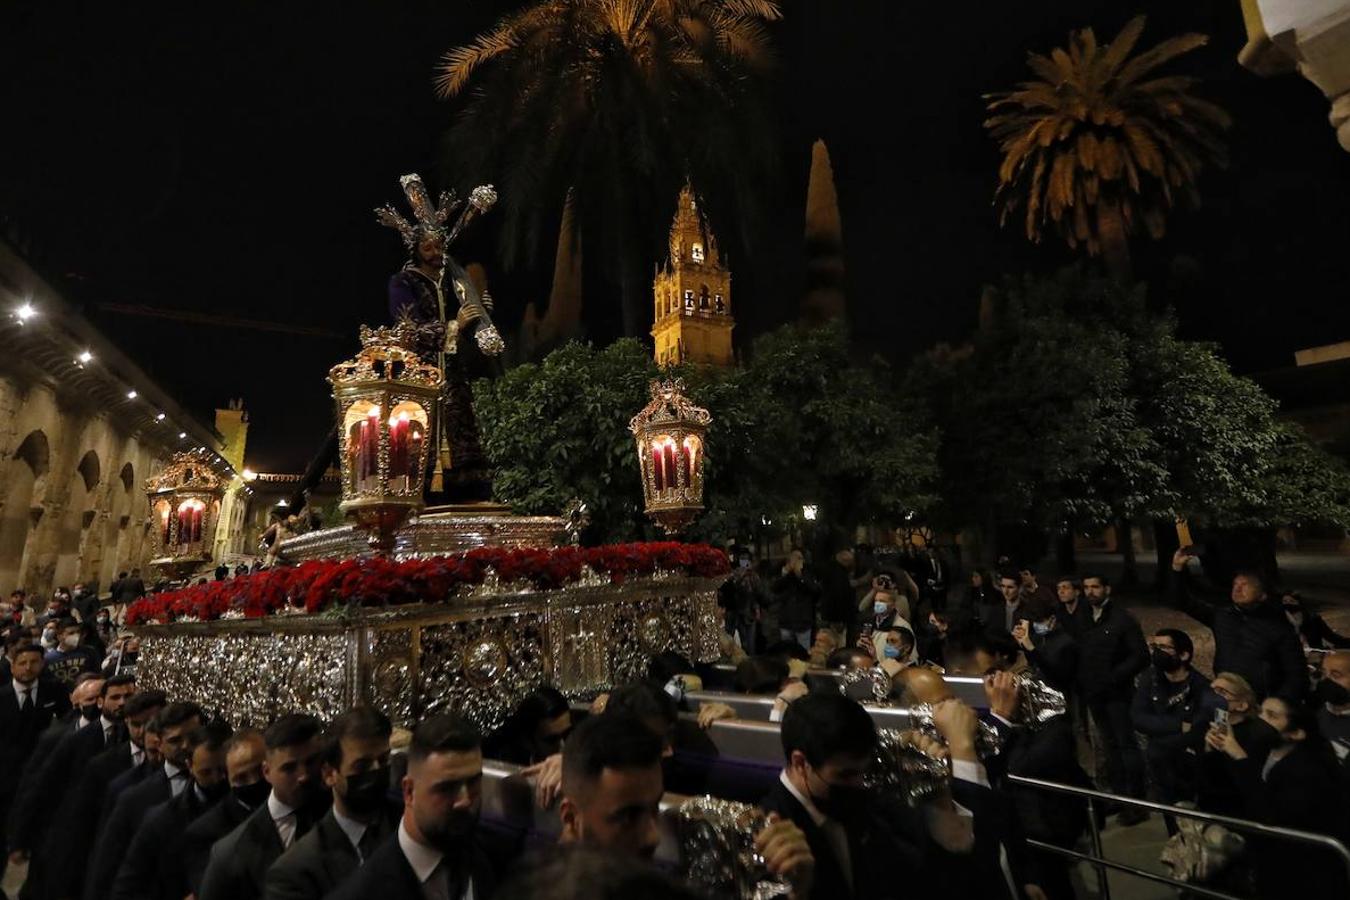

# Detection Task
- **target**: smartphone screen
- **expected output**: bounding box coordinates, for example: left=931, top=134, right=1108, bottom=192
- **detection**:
left=1175, top=518, right=1194, bottom=549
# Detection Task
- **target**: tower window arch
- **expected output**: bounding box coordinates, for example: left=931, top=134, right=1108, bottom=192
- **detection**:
left=691, top=242, right=705, bottom=263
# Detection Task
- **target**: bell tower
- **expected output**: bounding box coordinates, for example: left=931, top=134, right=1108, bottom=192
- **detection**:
left=652, top=186, right=734, bottom=367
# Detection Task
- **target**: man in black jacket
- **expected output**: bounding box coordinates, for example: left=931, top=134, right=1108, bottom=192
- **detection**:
left=183, top=729, right=269, bottom=895
left=1077, top=574, right=1149, bottom=820
left=1130, top=629, right=1212, bottom=827
left=265, top=708, right=397, bottom=900
left=761, top=692, right=1004, bottom=900
left=0, top=644, right=70, bottom=865
left=198, top=714, right=327, bottom=900
left=771, top=550, right=820, bottom=651
left=111, top=721, right=233, bottom=900
left=326, top=714, right=501, bottom=900
left=1011, top=595, right=1079, bottom=693
left=1170, top=549, right=1307, bottom=700
left=86, top=702, right=203, bottom=900
left=48, top=689, right=166, bottom=900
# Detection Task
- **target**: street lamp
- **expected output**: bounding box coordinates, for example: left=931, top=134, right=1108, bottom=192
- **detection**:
left=802, top=504, right=819, bottom=522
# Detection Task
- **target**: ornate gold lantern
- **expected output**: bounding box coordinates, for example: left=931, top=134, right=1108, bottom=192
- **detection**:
left=630, top=379, right=711, bottom=534
left=329, top=323, right=443, bottom=552
left=145, top=452, right=226, bottom=576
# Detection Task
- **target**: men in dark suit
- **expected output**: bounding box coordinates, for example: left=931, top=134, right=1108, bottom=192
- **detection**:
left=326, top=713, right=509, bottom=900
left=198, top=714, right=326, bottom=900
left=1078, top=573, right=1150, bottom=819
left=47, top=690, right=167, bottom=900
left=979, top=573, right=1023, bottom=635
left=85, top=702, right=203, bottom=900
left=0, top=645, right=70, bottom=864
left=265, top=708, right=396, bottom=900
left=111, top=721, right=233, bottom=900
left=183, top=729, right=269, bottom=895
left=759, top=693, right=937, bottom=900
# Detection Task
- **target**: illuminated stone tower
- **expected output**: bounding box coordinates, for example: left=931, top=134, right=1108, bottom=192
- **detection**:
left=652, top=186, right=734, bottom=367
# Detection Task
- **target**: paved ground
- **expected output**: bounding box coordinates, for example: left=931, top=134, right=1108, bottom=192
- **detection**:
left=1055, top=551, right=1348, bottom=898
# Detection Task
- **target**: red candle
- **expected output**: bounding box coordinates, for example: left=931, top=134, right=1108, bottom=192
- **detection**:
left=663, top=443, right=677, bottom=490
left=390, top=412, right=409, bottom=485
left=680, top=442, right=691, bottom=485
left=651, top=446, right=664, bottom=491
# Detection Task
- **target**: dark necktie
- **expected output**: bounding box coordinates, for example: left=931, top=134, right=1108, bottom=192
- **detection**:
left=18, top=686, right=31, bottom=713
left=357, top=825, right=380, bottom=862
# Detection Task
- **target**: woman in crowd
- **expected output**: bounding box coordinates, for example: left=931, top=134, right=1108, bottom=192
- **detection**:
left=1208, top=695, right=1350, bottom=895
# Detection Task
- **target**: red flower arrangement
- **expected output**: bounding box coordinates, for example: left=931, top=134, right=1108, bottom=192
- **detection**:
left=125, top=542, right=730, bottom=626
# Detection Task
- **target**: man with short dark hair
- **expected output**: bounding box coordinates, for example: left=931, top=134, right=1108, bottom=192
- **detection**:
left=115, top=570, right=145, bottom=607
left=327, top=713, right=497, bottom=900
left=112, top=720, right=234, bottom=900
left=88, top=701, right=205, bottom=899
left=759, top=694, right=932, bottom=900
left=49, top=688, right=166, bottom=900
left=0, top=643, right=69, bottom=865
left=772, top=549, right=820, bottom=651
left=1171, top=549, right=1308, bottom=700
left=184, top=729, right=269, bottom=895
left=199, top=713, right=328, bottom=900
left=265, top=708, right=396, bottom=900
left=980, top=573, right=1023, bottom=634
left=1053, top=576, right=1085, bottom=637
left=1131, top=629, right=1211, bottom=821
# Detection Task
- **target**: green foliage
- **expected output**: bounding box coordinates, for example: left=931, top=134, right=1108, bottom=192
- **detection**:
left=908, top=267, right=1350, bottom=536
left=473, top=323, right=940, bottom=544
left=472, top=340, right=659, bottom=543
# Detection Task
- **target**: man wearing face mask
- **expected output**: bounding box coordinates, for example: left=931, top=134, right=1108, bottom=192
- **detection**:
left=183, top=729, right=269, bottom=896
left=112, top=721, right=234, bottom=900
left=1130, top=629, right=1210, bottom=823
left=265, top=708, right=396, bottom=900
left=199, top=713, right=328, bottom=900
left=48, top=689, right=166, bottom=900
left=761, top=694, right=941, bottom=900
left=327, top=713, right=499, bottom=900
left=718, top=546, right=768, bottom=654
left=87, top=702, right=205, bottom=898
left=1194, top=672, right=1278, bottom=817
left=1011, top=596, right=1079, bottom=693
left=43, top=618, right=101, bottom=689
left=1314, top=650, right=1350, bottom=767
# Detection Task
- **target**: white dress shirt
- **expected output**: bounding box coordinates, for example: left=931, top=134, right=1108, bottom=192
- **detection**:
left=268, top=791, right=300, bottom=848
left=778, top=770, right=852, bottom=892
left=397, top=819, right=473, bottom=900
left=100, top=715, right=115, bottom=744
left=165, top=762, right=190, bottom=797
left=11, top=679, right=34, bottom=708
left=130, top=741, right=144, bottom=768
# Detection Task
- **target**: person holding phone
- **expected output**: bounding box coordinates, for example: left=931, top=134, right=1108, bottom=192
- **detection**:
left=1170, top=548, right=1307, bottom=701
left=1195, top=672, right=1279, bottom=817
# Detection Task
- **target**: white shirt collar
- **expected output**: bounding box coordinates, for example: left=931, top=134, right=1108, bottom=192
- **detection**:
left=267, top=790, right=297, bottom=822
left=332, top=805, right=368, bottom=851
left=11, top=679, right=33, bottom=702
left=101, top=715, right=115, bottom=733
left=397, top=818, right=443, bottom=883
left=778, top=770, right=827, bottom=828
left=165, top=761, right=186, bottom=781
left=131, top=742, right=144, bottom=766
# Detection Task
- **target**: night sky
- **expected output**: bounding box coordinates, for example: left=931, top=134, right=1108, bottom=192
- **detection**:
left=3, top=1, right=1348, bottom=471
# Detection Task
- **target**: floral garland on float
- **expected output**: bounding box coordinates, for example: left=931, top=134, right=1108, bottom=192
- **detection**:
left=126, top=542, right=730, bottom=626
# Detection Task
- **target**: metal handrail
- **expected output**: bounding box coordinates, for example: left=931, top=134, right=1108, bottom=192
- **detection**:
left=1006, top=773, right=1350, bottom=900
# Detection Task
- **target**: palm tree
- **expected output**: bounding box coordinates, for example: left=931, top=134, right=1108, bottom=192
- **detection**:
left=984, top=16, right=1230, bottom=279
left=437, top=0, right=782, bottom=337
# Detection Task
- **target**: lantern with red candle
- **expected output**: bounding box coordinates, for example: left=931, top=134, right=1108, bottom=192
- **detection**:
left=329, top=323, right=442, bottom=552
left=144, top=452, right=227, bottom=577
left=629, top=379, right=711, bottom=534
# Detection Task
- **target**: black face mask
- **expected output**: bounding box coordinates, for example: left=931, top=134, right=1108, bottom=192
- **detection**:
left=1152, top=649, right=1184, bottom=673
left=1315, top=678, right=1350, bottom=707
left=342, top=767, right=389, bottom=816
left=80, top=704, right=102, bottom=721
left=232, top=779, right=271, bottom=810
left=807, top=771, right=868, bottom=823
left=198, top=779, right=230, bottom=802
